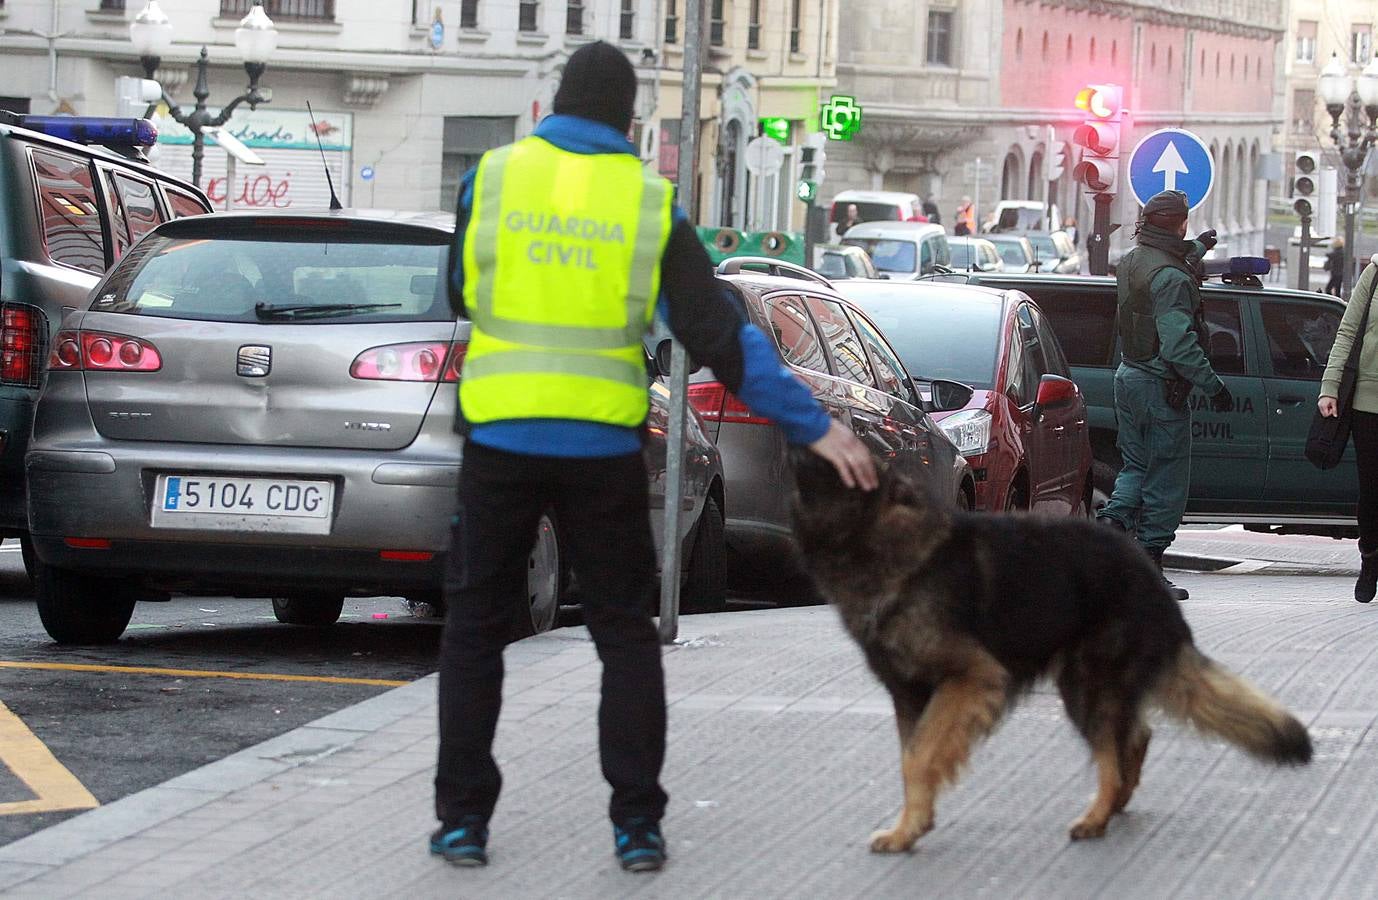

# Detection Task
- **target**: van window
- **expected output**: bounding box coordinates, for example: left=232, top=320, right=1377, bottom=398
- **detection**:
left=1023, top=288, right=1116, bottom=367
left=1260, top=300, right=1339, bottom=380
left=842, top=238, right=916, bottom=275
left=830, top=202, right=902, bottom=224
left=164, top=187, right=208, bottom=219
left=31, top=148, right=107, bottom=273
left=1202, top=298, right=1246, bottom=375
left=105, top=172, right=164, bottom=260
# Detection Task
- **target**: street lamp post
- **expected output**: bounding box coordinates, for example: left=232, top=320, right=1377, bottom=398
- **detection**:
left=1317, top=52, right=1378, bottom=297
left=129, top=0, right=278, bottom=189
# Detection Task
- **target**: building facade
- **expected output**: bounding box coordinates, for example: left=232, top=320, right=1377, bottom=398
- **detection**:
left=0, top=0, right=671, bottom=212
left=829, top=0, right=1286, bottom=256
left=0, top=0, right=840, bottom=232
left=1280, top=0, right=1378, bottom=225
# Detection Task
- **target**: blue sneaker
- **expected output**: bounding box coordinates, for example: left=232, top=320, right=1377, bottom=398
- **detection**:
left=613, top=818, right=666, bottom=872
left=430, top=816, right=489, bottom=866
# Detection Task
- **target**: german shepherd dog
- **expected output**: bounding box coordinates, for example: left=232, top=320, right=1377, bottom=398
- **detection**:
left=790, top=453, right=1311, bottom=851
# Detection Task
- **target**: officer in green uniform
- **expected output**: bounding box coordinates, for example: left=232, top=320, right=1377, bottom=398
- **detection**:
left=1097, top=189, right=1232, bottom=601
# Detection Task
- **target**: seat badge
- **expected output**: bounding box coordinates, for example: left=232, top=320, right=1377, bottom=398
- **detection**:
left=237, top=345, right=271, bottom=377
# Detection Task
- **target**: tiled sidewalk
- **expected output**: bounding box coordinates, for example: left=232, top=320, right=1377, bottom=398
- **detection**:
left=2, top=572, right=1375, bottom=899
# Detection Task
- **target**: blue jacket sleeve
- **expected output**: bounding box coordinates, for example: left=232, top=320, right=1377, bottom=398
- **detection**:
left=447, top=168, right=477, bottom=319
left=731, top=324, right=832, bottom=445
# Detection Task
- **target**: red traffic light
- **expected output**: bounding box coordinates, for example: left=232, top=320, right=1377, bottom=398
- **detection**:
left=1073, top=121, right=1120, bottom=156
left=1074, top=84, right=1123, bottom=119
left=1073, top=157, right=1116, bottom=192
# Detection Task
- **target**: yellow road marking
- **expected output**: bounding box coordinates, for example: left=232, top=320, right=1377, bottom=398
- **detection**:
left=0, top=661, right=408, bottom=688
left=0, top=700, right=99, bottom=816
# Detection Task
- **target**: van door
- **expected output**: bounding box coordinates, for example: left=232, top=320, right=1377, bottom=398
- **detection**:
left=1257, top=296, right=1355, bottom=509
left=1184, top=296, right=1268, bottom=506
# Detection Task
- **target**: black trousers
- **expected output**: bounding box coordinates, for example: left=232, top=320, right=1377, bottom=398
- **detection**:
left=1352, top=411, right=1378, bottom=553
left=434, top=442, right=668, bottom=826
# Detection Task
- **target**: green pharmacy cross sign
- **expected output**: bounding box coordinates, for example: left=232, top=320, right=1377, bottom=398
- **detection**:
left=820, top=95, right=862, bottom=141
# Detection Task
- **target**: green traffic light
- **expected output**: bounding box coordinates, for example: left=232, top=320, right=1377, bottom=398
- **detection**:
left=797, top=180, right=817, bottom=202
left=760, top=117, right=791, bottom=145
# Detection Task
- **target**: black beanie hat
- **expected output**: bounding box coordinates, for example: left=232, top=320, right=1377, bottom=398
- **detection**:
left=553, top=41, right=638, bottom=133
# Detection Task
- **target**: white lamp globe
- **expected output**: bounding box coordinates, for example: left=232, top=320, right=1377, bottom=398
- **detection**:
left=1319, top=53, right=1352, bottom=107
left=1358, top=56, right=1378, bottom=109
left=235, top=4, right=279, bottom=65
left=130, top=1, right=174, bottom=59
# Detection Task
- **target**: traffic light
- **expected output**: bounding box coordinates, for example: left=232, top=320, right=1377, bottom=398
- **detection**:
left=798, top=133, right=827, bottom=204
left=1292, top=150, right=1319, bottom=218
left=1045, top=125, right=1065, bottom=183
left=1071, top=83, right=1124, bottom=195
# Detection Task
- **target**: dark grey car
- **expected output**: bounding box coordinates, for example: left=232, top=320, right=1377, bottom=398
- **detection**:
left=26, top=209, right=725, bottom=644
left=682, top=258, right=974, bottom=586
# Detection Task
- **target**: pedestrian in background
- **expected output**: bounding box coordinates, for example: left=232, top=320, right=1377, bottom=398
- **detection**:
left=1324, top=237, right=1345, bottom=297
left=1317, top=255, right=1378, bottom=601
left=837, top=202, right=862, bottom=237
left=922, top=194, right=941, bottom=225
left=954, top=196, right=975, bottom=236
left=432, top=40, right=877, bottom=873
left=1096, top=189, right=1230, bottom=602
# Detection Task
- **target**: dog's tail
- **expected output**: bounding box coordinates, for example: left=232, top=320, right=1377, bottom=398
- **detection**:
left=1155, top=645, right=1311, bottom=766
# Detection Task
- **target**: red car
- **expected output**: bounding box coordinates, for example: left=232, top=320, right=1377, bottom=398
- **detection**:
left=836, top=280, right=1093, bottom=515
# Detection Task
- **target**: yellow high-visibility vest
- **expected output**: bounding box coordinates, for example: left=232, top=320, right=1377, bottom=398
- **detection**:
left=459, top=136, right=673, bottom=427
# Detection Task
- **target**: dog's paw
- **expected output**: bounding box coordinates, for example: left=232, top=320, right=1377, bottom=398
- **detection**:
left=1068, top=818, right=1108, bottom=841
left=869, top=821, right=931, bottom=853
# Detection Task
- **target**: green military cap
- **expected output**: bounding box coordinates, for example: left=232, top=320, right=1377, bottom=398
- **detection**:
left=1143, top=190, right=1189, bottom=218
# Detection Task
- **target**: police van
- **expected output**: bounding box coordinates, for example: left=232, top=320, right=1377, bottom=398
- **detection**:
left=968, top=264, right=1357, bottom=536
left=0, top=112, right=212, bottom=568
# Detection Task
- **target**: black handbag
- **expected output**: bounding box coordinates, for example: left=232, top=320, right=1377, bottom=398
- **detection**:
left=1306, top=273, right=1375, bottom=469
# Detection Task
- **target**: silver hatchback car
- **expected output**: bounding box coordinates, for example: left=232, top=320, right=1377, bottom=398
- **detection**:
left=26, top=209, right=724, bottom=644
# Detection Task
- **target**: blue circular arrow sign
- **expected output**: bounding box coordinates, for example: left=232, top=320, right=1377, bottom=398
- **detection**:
left=1128, top=128, right=1214, bottom=212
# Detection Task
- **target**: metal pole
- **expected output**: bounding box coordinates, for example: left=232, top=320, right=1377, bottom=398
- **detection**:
left=659, top=0, right=704, bottom=645
left=1298, top=212, right=1312, bottom=292
left=189, top=48, right=211, bottom=189
left=1343, top=167, right=1361, bottom=297
left=973, top=156, right=981, bottom=233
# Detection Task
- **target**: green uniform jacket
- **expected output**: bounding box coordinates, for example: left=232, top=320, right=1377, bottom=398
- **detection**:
left=1118, top=239, right=1225, bottom=397
left=1321, top=261, right=1378, bottom=413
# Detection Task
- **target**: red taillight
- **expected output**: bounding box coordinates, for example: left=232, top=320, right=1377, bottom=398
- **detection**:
left=47, top=330, right=161, bottom=372
left=379, top=550, right=435, bottom=562
left=687, top=381, right=770, bottom=425
left=2, top=305, right=44, bottom=386
left=351, top=342, right=467, bottom=382
left=64, top=537, right=111, bottom=550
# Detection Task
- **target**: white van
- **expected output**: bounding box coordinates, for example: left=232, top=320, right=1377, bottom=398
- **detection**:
left=839, top=222, right=950, bottom=280
left=829, top=190, right=928, bottom=240
left=988, top=200, right=1062, bottom=234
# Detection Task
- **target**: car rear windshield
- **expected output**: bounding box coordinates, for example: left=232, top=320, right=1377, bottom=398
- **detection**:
left=831, top=202, right=902, bottom=223
left=90, top=231, right=451, bottom=323
left=948, top=243, right=978, bottom=268
left=990, top=239, right=1029, bottom=266
left=845, top=290, right=1001, bottom=389
left=841, top=238, right=916, bottom=274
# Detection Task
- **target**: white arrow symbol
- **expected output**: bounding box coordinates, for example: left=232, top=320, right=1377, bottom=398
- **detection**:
left=1152, top=140, right=1189, bottom=192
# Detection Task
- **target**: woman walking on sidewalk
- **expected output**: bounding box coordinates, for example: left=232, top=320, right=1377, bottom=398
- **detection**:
left=1318, top=255, right=1378, bottom=601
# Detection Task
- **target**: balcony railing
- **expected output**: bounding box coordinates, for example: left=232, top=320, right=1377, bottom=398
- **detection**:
left=220, top=1, right=334, bottom=21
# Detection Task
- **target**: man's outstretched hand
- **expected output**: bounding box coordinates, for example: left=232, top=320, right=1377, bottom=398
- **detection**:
left=809, top=419, right=879, bottom=491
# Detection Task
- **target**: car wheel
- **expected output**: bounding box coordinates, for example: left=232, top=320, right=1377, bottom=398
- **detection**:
left=956, top=484, right=973, bottom=512
left=518, top=512, right=563, bottom=637
left=1004, top=480, right=1028, bottom=512
left=682, top=496, right=727, bottom=614
left=1076, top=477, right=1095, bottom=517
left=34, top=561, right=136, bottom=645
left=19, top=534, right=36, bottom=584
left=272, top=595, right=345, bottom=627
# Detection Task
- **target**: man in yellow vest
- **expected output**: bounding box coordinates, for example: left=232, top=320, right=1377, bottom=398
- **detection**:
left=432, top=41, right=876, bottom=872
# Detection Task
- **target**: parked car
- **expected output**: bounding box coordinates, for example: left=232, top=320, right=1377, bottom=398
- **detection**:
left=829, top=190, right=927, bottom=239
left=25, top=209, right=726, bottom=644
left=835, top=280, right=1093, bottom=515
left=840, top=222, right=951, bottom=280
left=947, top=236, right=1005, bottom=272
left=681, top=258, right=974, bottom=586
left=968, top=266, right=1359, bottom=536
left=0, top=112, right=212, bottom=576
left=985, top=234, right=1038, bottom=273
left=1025, top=230, right=1083, bottom=274
left=814, top=243, right=880, bottom=280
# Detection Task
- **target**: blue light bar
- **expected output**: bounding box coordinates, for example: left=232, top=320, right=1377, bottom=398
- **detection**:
left=17, top=116, right=158, bottom=148
left=1202, top=256, right=1270, bottom=277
